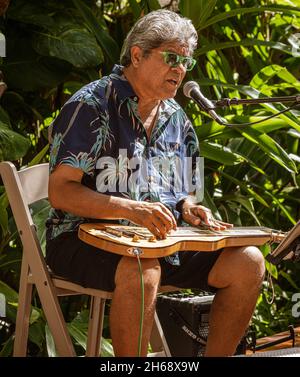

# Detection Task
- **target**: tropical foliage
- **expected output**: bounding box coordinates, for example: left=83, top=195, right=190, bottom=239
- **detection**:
left=0, top=0, right=299, bottom=356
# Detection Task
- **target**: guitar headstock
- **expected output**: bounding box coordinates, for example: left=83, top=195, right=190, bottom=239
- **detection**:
left=270, top=230, right=287, bottom=244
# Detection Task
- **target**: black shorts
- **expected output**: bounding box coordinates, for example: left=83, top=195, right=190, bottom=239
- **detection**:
left=46, top=231, right=222, bottom=293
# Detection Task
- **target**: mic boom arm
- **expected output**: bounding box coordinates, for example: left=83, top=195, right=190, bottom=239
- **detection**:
left=214, top=95, right=300, bottom=108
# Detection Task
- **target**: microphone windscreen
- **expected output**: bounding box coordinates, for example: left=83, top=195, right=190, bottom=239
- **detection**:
left=183, top=81, right=199, bottom=98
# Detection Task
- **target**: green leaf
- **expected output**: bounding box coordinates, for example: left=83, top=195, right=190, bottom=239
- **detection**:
left=101, top=338, right=114, bottom=357
left=0, top=280, right=42, bottom=327
left=45, top=323, right=58, bottom=357
left=145, top=0, right=161, bottom=11
left=0, top=280, right=19, bottom=303
left=227, top=147, right=267, bottom=176
left=31, top=199, right=50, bottom=256
left=199, top=5, right=300, bottom=31
left=195, top=39, right=299, bottom=57
left=250, top=65, right=282, bottom=89
left=265, top=192, right=296, bottom=225
left=0, top=122, right=30, bottom=161
left=287, top=129, right=300, bottom=138
left=0, top=106, right=11, bottom=126
left=67, top=310, right=89, bottom=350
left=202, top=188, right=223, bottom=221
left=29, top=307, right=43, bottom=325
left=32, top=26, right=104, bottom=68
left=279, top=270, right=300, bottom=290
left=68, top=322, right=88, bottom=350
left=199, top=142, right=243, bottom=165
left=0, top=336, right=14, bottom=357
left=0, top=202, right=8, bottom=238
left=266, top=261, right=278, bottom=280
left=2, top=40, right=71, bottom=91
left=250, top=65, right=299, bottom=89
left=289, top=153, right=300, bottom=163
left=128, top=0, right=142, bottom=20
left=7, top=0, right=56, bottom=29
left=179, top=0, right=217, bottom=30
left=234, top=127, right=298, bottom=173
left=227, top=195, right=262, bottom=225
left=28, top=144, right=49, bottom=167
left=28, top=320, right=46, bottom=349
left=63, top=81, right=86, bottom=96
left=196, top=117, right=290, bottom=143
left=73, top=0, right=120, bottom=65
left=218, top=170, right=269, bottom=207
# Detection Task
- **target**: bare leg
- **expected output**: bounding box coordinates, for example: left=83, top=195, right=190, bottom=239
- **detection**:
left=205, top=246, right=265, bottom=356
left=110, top=256, right=161, bottom=357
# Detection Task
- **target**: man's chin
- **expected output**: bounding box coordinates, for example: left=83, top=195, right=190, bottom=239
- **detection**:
left=161, top=89, right=178, bottom=100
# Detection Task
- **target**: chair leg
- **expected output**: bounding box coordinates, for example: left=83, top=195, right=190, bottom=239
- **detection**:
left=149, top=311, right=171, bottom=357
left=25, top=229, right=76, bottom=356
left=13, top=261, right=33, bottom=356
left=86, top=297, right=106, bottom=357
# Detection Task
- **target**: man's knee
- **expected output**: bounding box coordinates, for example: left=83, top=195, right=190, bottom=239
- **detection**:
left=208, top=245, right=265, bottom=289
left=240, top=246, right=265, bottom=278
left=141, top=259, right=162, bottom=292
left=229, top=246, right=265, bottom=288
left=115, top=257, right=161, bottom=291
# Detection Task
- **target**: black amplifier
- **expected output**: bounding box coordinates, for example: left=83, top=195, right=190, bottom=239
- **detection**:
left=156, top=291, right=247, bottom=357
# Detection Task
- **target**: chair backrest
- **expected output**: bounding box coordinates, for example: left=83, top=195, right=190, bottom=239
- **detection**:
left=18, top=163, right=49, bottom=205
left=0, top=162, right=49, bottom=232
left=0, top=160, right=52, bottom=274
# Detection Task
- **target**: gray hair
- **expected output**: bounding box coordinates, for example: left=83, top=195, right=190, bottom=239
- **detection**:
left=120, top=9, right=198, bottom=66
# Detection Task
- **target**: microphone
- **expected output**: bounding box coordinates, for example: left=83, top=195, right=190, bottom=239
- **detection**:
left=183, top=81, right=226, bottom=125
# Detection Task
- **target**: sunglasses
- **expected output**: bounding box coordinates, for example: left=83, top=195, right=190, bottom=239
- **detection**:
left=161, top=51, right=196, bottom=71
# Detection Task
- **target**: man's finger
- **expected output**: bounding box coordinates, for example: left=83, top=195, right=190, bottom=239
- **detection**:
left=150, top=217, right=169, bottom=239
left=158, top=203, right=177, bottom=229
left=216, top=220, right=233, bottom=227
left=183, top=208, right=201, bottom=226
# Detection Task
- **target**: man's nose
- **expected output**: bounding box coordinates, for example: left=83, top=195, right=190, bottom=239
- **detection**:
left=171, top=64, right=186, bottom=74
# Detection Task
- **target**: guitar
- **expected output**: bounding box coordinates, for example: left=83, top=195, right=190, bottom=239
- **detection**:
left=78, top=223, right=286, bottom=258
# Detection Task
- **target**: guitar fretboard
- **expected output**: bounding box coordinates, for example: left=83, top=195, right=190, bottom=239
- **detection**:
left=104, top=225, right=279, bottom=238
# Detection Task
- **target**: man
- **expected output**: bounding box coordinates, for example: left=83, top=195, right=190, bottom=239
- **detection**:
left=46, top=9, right=265, bottom=356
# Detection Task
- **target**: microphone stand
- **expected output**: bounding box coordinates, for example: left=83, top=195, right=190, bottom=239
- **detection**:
left=213, top=94, right=300, bottom=108
left=203, top=94, right=300, bottom=126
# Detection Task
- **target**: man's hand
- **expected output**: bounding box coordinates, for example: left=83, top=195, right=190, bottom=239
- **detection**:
left=128, top=201, right=177, bottom=239
left=182, top=202, right=233, bottom=231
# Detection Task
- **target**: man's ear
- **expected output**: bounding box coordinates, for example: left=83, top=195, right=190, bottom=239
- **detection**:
left=130, top=46, right=143, bottom=67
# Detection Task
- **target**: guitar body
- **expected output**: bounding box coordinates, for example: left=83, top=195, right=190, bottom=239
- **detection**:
left=78, top=223, right=286, bottom=258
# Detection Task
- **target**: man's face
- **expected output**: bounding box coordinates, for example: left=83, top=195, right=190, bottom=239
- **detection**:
left=132, top=43, right=192, bottom=101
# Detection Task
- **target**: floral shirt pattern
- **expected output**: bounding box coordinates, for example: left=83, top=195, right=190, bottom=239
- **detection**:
left=46, top=65, right=200, bottom=265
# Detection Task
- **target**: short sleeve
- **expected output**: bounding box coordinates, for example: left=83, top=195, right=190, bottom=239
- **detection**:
left=49, top=101, right=105, bottom=175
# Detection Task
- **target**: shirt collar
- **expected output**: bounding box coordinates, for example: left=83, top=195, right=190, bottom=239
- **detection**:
left=110, top=64, right=136, bottom=102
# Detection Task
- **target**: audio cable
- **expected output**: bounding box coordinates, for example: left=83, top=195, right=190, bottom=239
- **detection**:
left=133, top=248, right=145, bottom=357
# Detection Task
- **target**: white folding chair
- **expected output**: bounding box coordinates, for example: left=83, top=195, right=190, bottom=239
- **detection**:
left=0, top=161, right=173, bottom=357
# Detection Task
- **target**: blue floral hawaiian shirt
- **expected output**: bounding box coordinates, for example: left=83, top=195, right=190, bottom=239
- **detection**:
left=46, top=65, right=200, bottom=265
